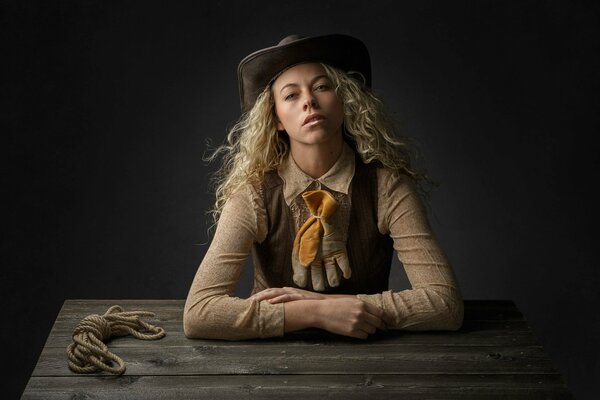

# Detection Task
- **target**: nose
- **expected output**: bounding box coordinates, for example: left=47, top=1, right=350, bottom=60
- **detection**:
left=303, top=92, right=318, bottom=110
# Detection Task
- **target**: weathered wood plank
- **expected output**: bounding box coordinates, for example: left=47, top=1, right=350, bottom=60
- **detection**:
left=43, top=319, right=538, bottom=349
left=21, top=374, right=574, bottom=400
left=32, top=344, right=556, bottom=376
left=56, top=303, right=183, bottom=322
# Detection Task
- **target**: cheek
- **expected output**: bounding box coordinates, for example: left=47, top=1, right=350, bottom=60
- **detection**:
left=323, top=93, right=343, bottom=111
left=328, top=96, right=344, bottom=120
left=274, top=104, right=288, bottom=131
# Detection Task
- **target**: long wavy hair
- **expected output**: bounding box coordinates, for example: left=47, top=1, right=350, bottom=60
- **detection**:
left=205, top=63, right=433, bottom=226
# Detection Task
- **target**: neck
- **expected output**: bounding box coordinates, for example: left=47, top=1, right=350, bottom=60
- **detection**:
left=290, top=136, right=344, bottom=179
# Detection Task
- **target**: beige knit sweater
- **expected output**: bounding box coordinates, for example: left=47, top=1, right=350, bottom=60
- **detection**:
left=184, top=143, right=463, bottom=340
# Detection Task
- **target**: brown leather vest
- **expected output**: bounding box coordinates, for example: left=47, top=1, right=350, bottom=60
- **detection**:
left=251, top=157, right=394, bottom=294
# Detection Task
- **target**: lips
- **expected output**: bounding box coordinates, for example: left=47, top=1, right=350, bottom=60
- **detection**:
left=303, top=113, right=325, bottom=126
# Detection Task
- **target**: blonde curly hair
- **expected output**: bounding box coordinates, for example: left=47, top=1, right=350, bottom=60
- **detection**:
left=205, top=63, right=431, bottom=225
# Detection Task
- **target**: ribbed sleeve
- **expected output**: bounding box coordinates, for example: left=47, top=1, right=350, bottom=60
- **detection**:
left=356, top=168, right=463, bottom=331
left=183, top=183, right=284, bottom=340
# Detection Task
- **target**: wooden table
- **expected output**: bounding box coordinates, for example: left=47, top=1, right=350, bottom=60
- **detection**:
left=22, top=299, right=574, bottom=399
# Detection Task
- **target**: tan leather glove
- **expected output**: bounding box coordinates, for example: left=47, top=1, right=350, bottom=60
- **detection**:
left=292, top=190, right=352, bottom=291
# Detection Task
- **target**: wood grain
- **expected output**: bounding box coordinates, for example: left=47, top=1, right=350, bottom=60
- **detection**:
left=21, top=300, right=574, bottom=399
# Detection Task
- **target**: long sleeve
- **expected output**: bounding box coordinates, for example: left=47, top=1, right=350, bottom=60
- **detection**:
left=183, top=183, right=285, bottom=340
left=356, top=169, right=464, bottom=331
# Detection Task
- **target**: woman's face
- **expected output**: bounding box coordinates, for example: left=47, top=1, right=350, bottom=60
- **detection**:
left=272, top=63, right=344, bottom=150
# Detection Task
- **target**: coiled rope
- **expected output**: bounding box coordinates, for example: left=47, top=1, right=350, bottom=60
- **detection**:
left=66, top=305, right=166, bottom=375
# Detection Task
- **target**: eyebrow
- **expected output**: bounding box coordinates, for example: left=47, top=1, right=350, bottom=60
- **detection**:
left=279, top=74, right=330, bottom=94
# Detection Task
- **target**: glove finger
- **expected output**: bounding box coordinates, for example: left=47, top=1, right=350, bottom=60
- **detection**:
left=293, top=262, right=309, bottom=288
left=335, top=252, right=352, bottom=279
left=292, top=245, right=309, bottom=288
left=311, top=260, right=325, bottom=292
left=324, top=257, right=340, bottom=288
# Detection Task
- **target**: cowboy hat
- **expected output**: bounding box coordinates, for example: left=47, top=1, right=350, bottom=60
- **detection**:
left=237, top=34, right=371, bottom=113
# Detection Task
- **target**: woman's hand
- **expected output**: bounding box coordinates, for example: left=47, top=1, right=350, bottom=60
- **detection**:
left=251, top=288, right=390, bottom=339
left=313, top=297, right=388, bottom=339
left=249, top=287, right=326, bottom=304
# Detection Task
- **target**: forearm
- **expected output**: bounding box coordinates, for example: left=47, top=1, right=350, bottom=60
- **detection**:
left=184, top=294, right=284, bottom=340
left=357, top=286, right=463, bottom=331
left=273, top=287, right=462, bottom=332
left=283, top=299, right=320, bottom=332
left=282, top=287, right=463, bottom=331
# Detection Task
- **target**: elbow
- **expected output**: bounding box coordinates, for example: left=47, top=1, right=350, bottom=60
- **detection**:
left=183, top=307, right=204, bottom=339
left=183, top=296, right=218, bottom=339
left=427, top=287, right=464, bottom=331
left=444, top=297, right=464, bottom=331
left=437, top=286, right=464, bottom=331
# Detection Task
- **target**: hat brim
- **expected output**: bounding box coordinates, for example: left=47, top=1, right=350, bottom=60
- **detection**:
left=237, top=34, right=371, bottom=113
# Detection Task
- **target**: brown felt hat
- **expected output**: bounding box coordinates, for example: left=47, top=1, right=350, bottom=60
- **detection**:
left=237, top=34, right=371, bottom=113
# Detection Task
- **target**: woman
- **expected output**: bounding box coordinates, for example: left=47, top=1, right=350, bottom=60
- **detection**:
left=183, top=34, right=463, bottom=340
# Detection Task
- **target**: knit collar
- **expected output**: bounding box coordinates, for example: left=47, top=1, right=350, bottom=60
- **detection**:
left=278, top=141, right=355, bottom=205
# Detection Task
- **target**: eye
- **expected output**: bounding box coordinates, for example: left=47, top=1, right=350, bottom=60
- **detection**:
left=284, top=92, right=297, bottom=101
left=314, top=83, right=330, bottom=91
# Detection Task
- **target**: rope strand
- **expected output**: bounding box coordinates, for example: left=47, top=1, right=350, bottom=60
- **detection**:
left=66, top=305, right=166, bottom=375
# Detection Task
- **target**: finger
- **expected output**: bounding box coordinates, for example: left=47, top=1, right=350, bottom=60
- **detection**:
left=352, top=310, right=385, bottom=335
left=348, top=329, right=369, bottom=340
left=324, top=257, right=340, bottom=287
left=362, top=312, right=387, bottom=332
left=311, top=261, right=325, bottom=291
left=251, top=287, right=304, bottom=301
left=380, top=312, right=394, bottom=327
left=356, top=322, right=378, bottom=335
left=335, top=252, right=352, bottom=279
left=248, top=288, right=268, bottom=300
left=362, top=301, right=385, bottom=319
left=249, top=288, right=282, bottom=301
left=266, top=294, right=302, bottom=304
left=361, top=303, right=390, bottom=330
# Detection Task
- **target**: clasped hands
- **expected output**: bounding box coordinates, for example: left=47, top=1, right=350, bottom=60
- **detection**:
left=292, top=189, right=351, bottom=291
left=248, top=287, right=390, bottom=339
left=248, top=190, right=389, bottom=339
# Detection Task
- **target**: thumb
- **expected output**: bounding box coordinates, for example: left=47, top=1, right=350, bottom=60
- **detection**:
left=335, top=252, right=352, bottom=279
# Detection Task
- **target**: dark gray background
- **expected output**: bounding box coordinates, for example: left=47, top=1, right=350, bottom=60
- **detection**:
left=3, top=1, right=599, bottom=399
